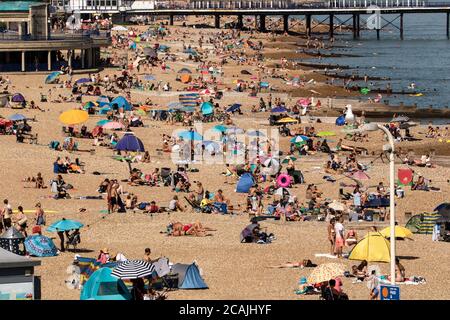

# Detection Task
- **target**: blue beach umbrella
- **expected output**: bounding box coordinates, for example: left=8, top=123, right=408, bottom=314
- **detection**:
left=178, top=130, right=203, bottom=141
left=75, top=78, right=92, bottom=84
left=247, top=130, right=265, bottom=137
left=226, top=104, right=241, bottom=113
left=47, top=218, right=84, bottom=232
left=24, top=235, right=58, bottom=257
left=45, top=71, right=61, bottom=84
left=8, top=113, right=26, bottom=121
left=260, top=81, right=269, bottom=88
left=115, top=132, right=145, bottom=152
left=271, top=106, right=287, bottom=113
left=290, top=135, right=309, bottom=144
left=212, top=125, right=228, bottom=133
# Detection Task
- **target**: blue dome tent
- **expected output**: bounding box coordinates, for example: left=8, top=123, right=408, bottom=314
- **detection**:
left=111, top=96, right=132, bottom=111
left=236, top=173, right=255, bottom=193
left=80, top=267, right=131, bottom=300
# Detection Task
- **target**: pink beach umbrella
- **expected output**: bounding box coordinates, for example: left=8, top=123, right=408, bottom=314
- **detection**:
left=102, top=121, right=124, bottom=130
left=348, top=170, right=370, bottom=180
left=297, top=98, right=311, bottom=107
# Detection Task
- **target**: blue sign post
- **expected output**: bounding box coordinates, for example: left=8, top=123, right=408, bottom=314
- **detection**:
left=380, top=285, right=400, bottom=300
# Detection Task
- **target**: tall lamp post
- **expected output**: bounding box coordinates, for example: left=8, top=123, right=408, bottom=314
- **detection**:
left=350, top=122, right=396, bottom=285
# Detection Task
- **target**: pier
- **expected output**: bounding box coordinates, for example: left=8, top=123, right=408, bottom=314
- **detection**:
left=52, top=0, right=450, bottom=39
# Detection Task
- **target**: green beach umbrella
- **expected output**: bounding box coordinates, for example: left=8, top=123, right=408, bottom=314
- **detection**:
left=360, top=88, right=370, bottom=95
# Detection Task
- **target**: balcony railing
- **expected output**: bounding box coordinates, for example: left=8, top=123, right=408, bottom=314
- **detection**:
left=0, top=30, right=111, bottom=41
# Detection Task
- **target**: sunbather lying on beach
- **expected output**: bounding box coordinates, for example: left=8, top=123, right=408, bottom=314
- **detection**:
left=167, top=221, right=216, bottom=237
left=268, top=259, right=317, bottom=269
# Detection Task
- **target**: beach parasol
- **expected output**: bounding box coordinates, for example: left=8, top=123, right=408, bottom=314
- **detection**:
left=380, top=226, right=413, bottom=239
left=212, top=125, right=228, bottom=133
left=360, top=87, right=370, bottom=95
left=328, top=201, right=346, bottom=211
left=281, top=156, right=297, bottom=164
left=8, top=113, right=26, bottom=121
left=274, top=187, right=290, bottom=197
left=111, top=260, right=156, bottom=280
left=307, top=263, right=346, bottom=284
left=347, top=170, right=370, bottom=181
left=75, top=78, right=92, bottom=84
left=226, top=127, right=244, bottom=135
left=102, top=121, right=124, bottom=130
left=290, top=135, right=309, bottom=144
left=45, top=71, right=61, bottom=84
left=391, top=115, right=410, bottom=123
left=317, top=131, right=336, bottom=137
left=276, top=117, right=298, bottom=124
left=199, top=89, right=215, bottom=96
left=297, top=98, right=311, bottom=107
left=263, top=158, right=280, bottom=175
left=97, top=96, right=110, bottom=106
left=115, top=132, right=145, bottom=152
left=226, top=104, right=241, bottom=113
left=59, top=110, right=89, bottom=125
left=178, top=68, right=192, bottom=74
left=178, top=130, right=203, bottom=141
left=168, top=101, right=184, bottom=109
left=24, top=235, right=58, bottom=257
left=271, top=106, right=287, bottom=113
left=247, top=130, right=265, bottom=137
left=348, top=232, right=391, bottom=263
left=111, top=25, right=128, bottom=31
left=47, top=218, right=84, bottom=232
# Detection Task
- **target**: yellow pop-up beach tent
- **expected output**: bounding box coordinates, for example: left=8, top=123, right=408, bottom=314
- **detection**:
left=276, top=117, right=298, bottom=124
left=380, top=226, right=413, bottom=239
left=348, top=232, right=391, bottom=263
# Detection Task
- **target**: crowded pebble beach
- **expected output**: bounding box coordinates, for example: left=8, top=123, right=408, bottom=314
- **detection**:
left=0, top=12, right=449, bottom=301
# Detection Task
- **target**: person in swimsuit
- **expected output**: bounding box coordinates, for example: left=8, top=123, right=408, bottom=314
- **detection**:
left=327, top=218, right=336, bottom=255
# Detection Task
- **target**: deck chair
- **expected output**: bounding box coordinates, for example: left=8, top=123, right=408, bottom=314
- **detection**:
left=184, top=196, right=202, bottom=213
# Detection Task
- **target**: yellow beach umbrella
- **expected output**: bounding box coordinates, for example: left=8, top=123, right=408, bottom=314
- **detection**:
left=380, top=226, right=413, bottom=239
left=276, top=117, right=298, bottom=124
left=307, top=263, right=346, bottom=284
left=59, top=109, right=89, bottom=125
left=348, top=232, right=391, bottom=263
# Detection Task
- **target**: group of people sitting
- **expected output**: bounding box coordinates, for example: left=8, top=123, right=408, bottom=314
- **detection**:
left=53, top=157, right=85, bottom=174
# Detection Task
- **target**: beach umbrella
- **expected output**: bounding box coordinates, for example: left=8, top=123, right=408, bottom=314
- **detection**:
left=111, top=25, right=128, bottom=31
left=59, top=109, right=89, bottom=125
left=380, top=226, right=413, bottom=239
left=226, top=104, right=241, bottom=113
left=11, top=93, right=25, bottom=103
left=178, top=130, right=203, bottom=141
left=24, top=235, right=58, bottom=257
left=111, top=260, right=156, bottom=280
left=143, top=75, right=156, bottom=81
left=274, top=187, right=290, bottom=197
left=200, top=101, right=214, bottom=116
left=199, top=89, right=215, bottom=96
left=96, top=119, right=111, bottom=126
left=45, top=71, right=61, bottom=84
left=180, top=106, right=195, bottom=113
left=203, top=141, right=221, bottom=153
left=391, top=115, right=410, bottom=123
left=226, top=127, right=244, bottom=135
left=434, top=203, right=450, bottom=215
left=276, top=117, right=298, bottom=124
left=260, top=81, right=269, bottom=88
left=97, top=96, right=110, bottom=106
left=102, top=121, right=124, bottom=130
left=307, top=263, right=346, bottom=284
left=212, top=125, right=228, bottom=133
left=115, top=132, right=145, bottom=152
left=247, top=130, right=265, bottom=137
left=271, top=106, right=287, bottom=113
left=178, top=68, right=192, bottom=74
left=75, top=78, right=92, bottom=84
left=317, top=131, right=336, bottom=137
left=290, top=135, right=309, bottom=144
left=83, top=101, right=98, bottom=110
left=111, top=96, right=132, bottom=111
left=8, top=113, right=26, bottom=121
left=328, top=201, right=346, bottom=211
left=297, top=98, right=311, bottom=107
left=348, top=232, right=391, bottom=263
left=281, top=156, right=297, bottom=164
left=47, top=219, right=84, bottom=232
left=348, top=170, right=370, bottom=181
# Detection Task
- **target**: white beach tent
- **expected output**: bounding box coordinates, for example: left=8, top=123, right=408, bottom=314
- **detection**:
left=111, top=25, right=128, bottom=32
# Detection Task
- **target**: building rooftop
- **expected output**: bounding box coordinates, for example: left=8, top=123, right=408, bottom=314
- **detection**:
left=0, top=1, right=41, bottom=12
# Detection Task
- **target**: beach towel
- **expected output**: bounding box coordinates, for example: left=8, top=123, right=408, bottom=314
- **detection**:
left=314, top=253, right=338, bottom=259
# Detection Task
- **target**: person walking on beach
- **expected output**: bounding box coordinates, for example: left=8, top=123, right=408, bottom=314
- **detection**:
left=34, top=203, right=45, bottom=226
left=2, top=199, right=12, bottom=229
left=327, top=218, right=336, bottom=256
left=334, top=216, right=345, bottom=258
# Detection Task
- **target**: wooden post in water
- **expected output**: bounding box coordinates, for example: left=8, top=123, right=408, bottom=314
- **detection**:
left=376, top=28, right=380, bottom=40
left=356, top=14, right=360, bottom=38
left=400, top=13, right=404, bottom=40
left=306, top=14, right=311, bottom=37
left=329, top=14, right=334, bottom=39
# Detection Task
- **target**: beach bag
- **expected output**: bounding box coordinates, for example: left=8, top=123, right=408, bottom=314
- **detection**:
left=138, top=202, right=149, bottom=210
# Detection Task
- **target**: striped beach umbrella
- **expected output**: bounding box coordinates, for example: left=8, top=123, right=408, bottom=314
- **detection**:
left=111, top=260, right=155, bottom=279
left=24, top=235, right=58, bottom=257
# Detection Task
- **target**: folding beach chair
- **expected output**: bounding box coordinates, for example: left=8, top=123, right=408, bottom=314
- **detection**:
left=184, top=196, right=202, bottom=213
